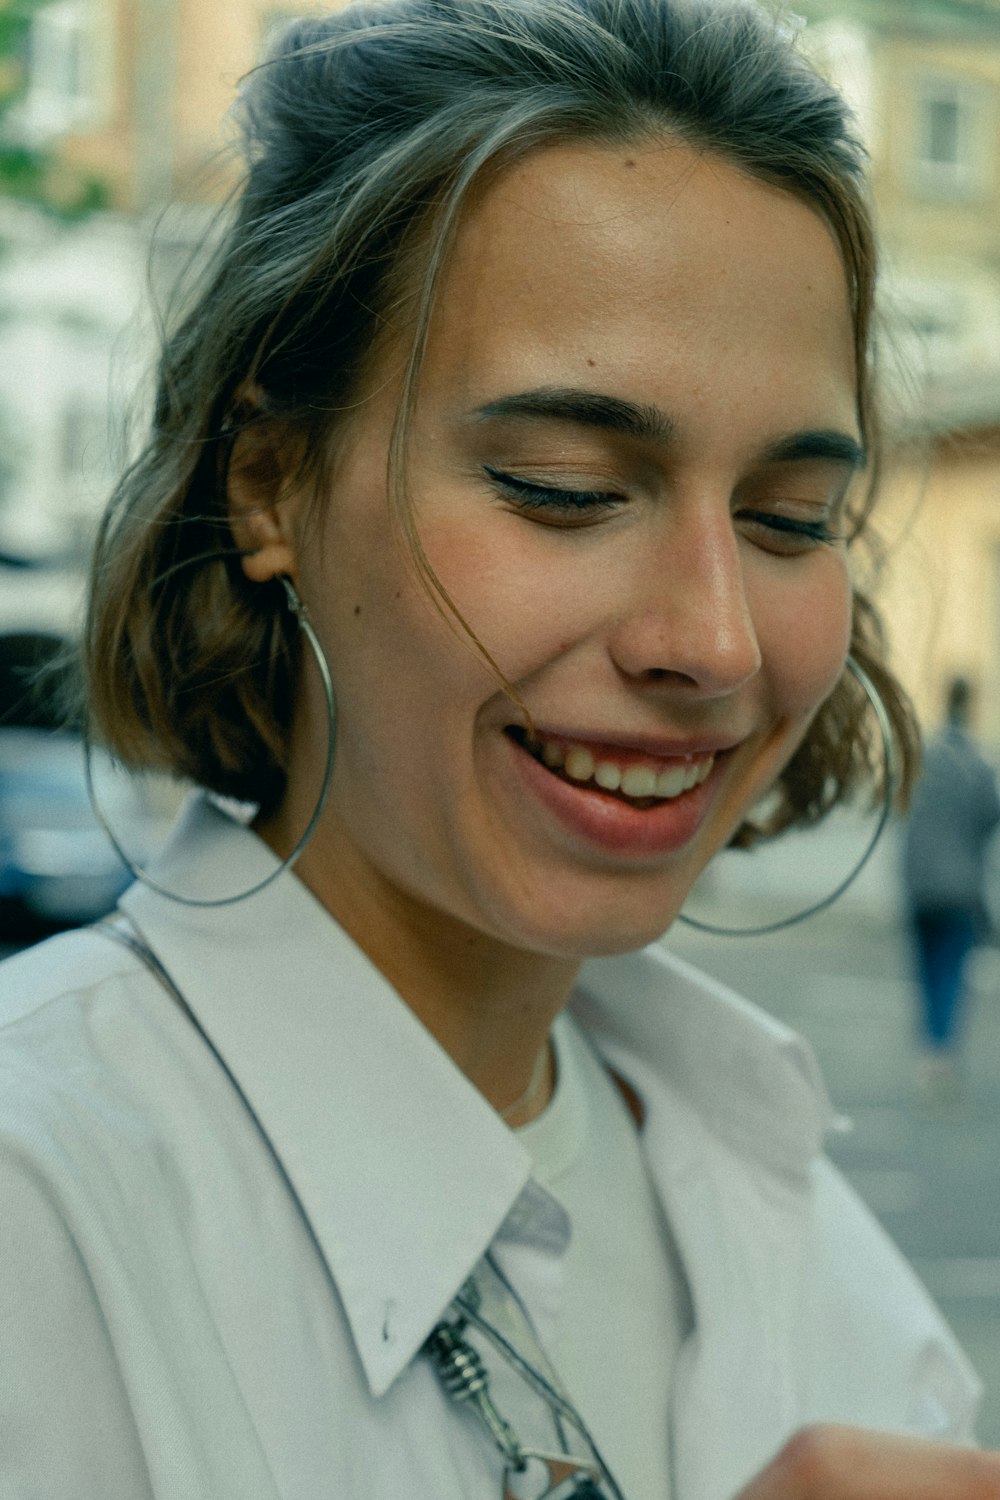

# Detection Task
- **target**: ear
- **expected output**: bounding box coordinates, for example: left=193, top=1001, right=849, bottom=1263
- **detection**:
left=226, top=415, right=304, bottom=585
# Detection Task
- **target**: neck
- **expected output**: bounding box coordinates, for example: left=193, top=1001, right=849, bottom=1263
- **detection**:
left=337, top=869, right=575, bottom=1124
left=257, top=807, right=577, bottom=1126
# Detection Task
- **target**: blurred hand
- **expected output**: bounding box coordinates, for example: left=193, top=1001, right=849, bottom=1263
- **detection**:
left=735, top=1425, right=1000, bottom=1499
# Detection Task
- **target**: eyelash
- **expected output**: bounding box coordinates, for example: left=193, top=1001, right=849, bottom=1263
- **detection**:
left=739, top=512, right=841, bottom=547
left=483, top=465, right=621, bottom=513
left=483, top=465, right=841, bottom=547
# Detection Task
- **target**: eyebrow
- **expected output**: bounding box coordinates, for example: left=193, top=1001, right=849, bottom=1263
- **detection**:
left=470, top=386, right=868, bottom=470
left=471, top=388, right=675, bottom=444
left=760, top=430, right=868, bottom=470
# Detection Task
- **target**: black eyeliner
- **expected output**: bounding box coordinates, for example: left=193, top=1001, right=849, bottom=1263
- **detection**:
left=482, top=465, right=620, bottom=511
left=742, top=510, right=841, bottom=545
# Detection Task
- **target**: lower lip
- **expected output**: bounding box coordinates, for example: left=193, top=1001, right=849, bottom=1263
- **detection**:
left=505, top=734, right=723, bottom=859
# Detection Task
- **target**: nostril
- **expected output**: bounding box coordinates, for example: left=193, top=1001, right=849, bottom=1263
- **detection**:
left=646, top=667, right=697, bottom=684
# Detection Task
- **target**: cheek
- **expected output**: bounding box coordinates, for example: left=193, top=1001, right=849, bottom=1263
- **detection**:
left=754, top=555, right=853, bottom=716
left=315, top=509, right=522, bottom=740
left=417, top=513, right=576, bottom=668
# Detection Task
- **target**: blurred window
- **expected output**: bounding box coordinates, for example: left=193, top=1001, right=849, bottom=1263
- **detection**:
left=19, top=0, right=97, bottom=142
left=912, top=75, right=994, bottom=200
left=926, top=90, right=961, bottom=167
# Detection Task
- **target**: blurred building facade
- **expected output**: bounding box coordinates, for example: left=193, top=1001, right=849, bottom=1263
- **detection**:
left=16, top=0, right=308, bottom=213
left=802, top=0, right=1000, bottom=740
left=0, top=0, right=308, bottom=565
left=5, top=0, right=1000, bottom=739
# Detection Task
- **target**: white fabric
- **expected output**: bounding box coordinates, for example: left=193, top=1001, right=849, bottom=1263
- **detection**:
left=509, top=1014, right=690, bottom=1500
left=0, top=795, right=982, bottom=1500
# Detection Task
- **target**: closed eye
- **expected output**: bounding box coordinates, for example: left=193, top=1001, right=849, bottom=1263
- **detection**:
left=483, top=465, right=622, bottom=514
left=738, top=509, right=842, bottom=552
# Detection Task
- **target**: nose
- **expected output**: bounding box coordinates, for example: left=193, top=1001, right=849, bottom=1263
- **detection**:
left=607, top=507, right=762, bottom=696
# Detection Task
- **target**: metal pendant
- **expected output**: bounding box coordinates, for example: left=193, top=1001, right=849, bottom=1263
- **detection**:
left=504, top=1451, right=608, bottom=1500
left=424, top=1270, right=625, bottom=1500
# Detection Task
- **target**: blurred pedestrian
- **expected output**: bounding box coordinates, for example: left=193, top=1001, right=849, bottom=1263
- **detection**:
left=902, top=675, right=1000, bottom=1096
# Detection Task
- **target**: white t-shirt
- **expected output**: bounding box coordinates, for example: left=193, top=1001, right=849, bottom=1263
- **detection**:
left=499, top=1015, right=692, bottom=1499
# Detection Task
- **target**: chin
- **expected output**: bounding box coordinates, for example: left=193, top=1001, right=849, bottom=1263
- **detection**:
left=504, top=892, right=687, bottom=962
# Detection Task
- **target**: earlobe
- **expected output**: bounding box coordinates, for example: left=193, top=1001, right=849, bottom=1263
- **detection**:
left=226, top=417, right=301, bottom=584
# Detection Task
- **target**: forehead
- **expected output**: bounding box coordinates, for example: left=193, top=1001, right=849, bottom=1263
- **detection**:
left=415, top=138, right=858, bottom=449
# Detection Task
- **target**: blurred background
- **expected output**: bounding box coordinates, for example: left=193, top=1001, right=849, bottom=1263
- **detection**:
left=1, top=0, right=1000, bottom=1447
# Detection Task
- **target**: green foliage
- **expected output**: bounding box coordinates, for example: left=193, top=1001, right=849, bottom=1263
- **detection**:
left=0, top=1, right=47, bottom=115
left=0, top=0, right=109, bottom=219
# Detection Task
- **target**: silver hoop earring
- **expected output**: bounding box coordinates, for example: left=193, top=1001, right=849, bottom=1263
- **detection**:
left=677, top=654, right=898, bottom=938
left=84, top=576, right=336, bottom=908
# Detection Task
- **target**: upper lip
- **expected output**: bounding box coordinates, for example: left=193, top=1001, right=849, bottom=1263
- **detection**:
left=510, top=724, right=748, bottom=759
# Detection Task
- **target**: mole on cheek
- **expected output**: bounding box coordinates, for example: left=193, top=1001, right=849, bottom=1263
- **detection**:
left=353, top=604, right=362, bottom=617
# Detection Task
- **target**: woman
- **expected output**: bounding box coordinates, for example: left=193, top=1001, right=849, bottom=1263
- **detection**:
left=1, top=0, right=998, bottom=1496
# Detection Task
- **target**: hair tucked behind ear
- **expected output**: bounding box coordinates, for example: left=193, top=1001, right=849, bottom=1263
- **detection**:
left=82, top=0, right=918, bottom=828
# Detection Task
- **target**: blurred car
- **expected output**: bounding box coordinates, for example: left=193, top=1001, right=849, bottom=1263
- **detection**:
left=0, top=562, right=178, bottom=939
left=0, top=727, right=174, bottom=939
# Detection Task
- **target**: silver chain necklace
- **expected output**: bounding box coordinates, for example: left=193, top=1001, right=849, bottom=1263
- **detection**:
left=423, top=1253, right=628, bottom=1500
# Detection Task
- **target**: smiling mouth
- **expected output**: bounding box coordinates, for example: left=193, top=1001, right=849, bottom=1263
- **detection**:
left=507, top=726, right=716, bottom=808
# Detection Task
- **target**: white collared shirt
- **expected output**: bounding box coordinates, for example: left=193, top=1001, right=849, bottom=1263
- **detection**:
left=0, top=797, right=981, bottom=1500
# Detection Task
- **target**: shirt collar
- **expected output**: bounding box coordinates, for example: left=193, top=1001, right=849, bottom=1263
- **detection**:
left=121, top=796, right=532, bottom=1397
left=572, top=944, right=838, bottom=1176
left=121, top=796, right=836, bottom=1393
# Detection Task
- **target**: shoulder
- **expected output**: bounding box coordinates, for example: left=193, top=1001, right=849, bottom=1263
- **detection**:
left=924, top=731, right=997, bottom=785
left=0, top=929, right=181, bottom=1211
left=0, top=931, right=291, bottom=1499
left=0, top=926, right=158, bottom=1101
left=0, top=926, right=175, bottom=1122
left=0, top=924, right=149, bottom=1028
left=0, top=925, right=242, bottom=1218
left=0, top=923, right=289, bottom=1341
left=0, top=933, right=167, bottom=1338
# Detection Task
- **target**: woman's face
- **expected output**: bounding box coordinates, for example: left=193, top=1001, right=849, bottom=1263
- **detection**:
left=288, top=139, right=860, bottom=959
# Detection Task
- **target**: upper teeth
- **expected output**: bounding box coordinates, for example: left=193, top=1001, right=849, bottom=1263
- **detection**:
left=542, top=741, right=714, bottom=799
